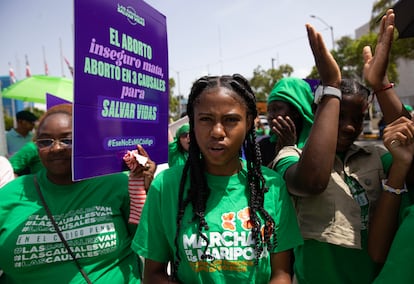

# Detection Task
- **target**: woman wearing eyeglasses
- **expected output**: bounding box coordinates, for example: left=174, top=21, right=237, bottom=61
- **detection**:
left=0, top=104, right=148, bottom=283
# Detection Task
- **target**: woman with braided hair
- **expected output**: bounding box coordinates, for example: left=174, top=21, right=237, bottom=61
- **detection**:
left=132, top=74, right=303, bottom=283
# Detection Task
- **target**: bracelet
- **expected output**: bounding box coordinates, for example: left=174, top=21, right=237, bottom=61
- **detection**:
left=382, top=179, right=408, bottom=195
left=374, top=83, right=394, bottom=94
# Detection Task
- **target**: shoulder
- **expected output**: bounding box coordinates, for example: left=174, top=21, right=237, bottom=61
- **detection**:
left=357, top=143, right=387, bottom=155
left=6, top=129, right=16, bottom=137
left=149, top=165, right=185, bottom=197
left=143, top=166, right=184, bottom=209
left=353, top=143, right=390, bottom=163
left=153, top=165, right=184, bottom=185
left=273, top=145, right=301, bottom=166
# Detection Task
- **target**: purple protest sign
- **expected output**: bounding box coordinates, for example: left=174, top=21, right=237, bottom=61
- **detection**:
left=46, top=93, right=72, bottom=110
left=73, top=0, right=168, bottom=180
left=303, top=78, right=320, bottom=93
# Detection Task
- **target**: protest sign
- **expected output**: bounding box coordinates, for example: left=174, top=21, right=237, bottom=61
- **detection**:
left=73, top=0, right=168, bottom=180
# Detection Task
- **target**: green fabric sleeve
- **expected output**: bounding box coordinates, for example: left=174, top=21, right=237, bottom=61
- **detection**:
left=9, top=141, right=43, bottom=174
left=380, top=151, right=392, bottom=174
left=274, top=156, right=300, bottom=179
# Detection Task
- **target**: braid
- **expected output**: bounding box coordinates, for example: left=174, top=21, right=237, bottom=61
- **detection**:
left=231, top=74, right=277, bottom=262
left=172, top=74, right=277, bottom=278
left=172, top=161, right=190, bottom=280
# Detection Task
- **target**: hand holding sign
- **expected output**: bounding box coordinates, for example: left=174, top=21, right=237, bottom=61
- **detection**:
left=123, top=144, right=157, bottom=191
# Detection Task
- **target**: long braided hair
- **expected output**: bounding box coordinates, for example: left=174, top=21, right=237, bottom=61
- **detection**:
left=172, top=74, right=277, bottom=279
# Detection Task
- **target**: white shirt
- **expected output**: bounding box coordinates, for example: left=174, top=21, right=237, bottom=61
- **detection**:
left=0, top=156, right=14, bottom=187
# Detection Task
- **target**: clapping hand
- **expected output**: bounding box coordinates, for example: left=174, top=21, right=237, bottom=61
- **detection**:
left=363, top=9, right=394, bottom=90
left=306, top=23, right=341, bottom=87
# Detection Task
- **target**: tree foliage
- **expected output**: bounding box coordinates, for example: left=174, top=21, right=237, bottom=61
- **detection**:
left=249, top=64, right=293, bottom=101
left=169, top=77, right=180, bottom=120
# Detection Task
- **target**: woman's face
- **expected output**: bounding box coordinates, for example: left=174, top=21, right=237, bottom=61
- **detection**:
left=36, top=113, right=72, bottom=184
left=194, top=87, right=251, bottom=176
left=179, top=132, right=190, bottom=152
left=336, top=94, right=366, bottom=153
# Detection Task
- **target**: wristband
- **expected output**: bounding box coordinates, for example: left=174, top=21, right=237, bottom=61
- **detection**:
left=382, top=179, right=408, bottom=195
left=374, top=83, right=394, bottom=95
left=314, top=85, right=342, bottom=104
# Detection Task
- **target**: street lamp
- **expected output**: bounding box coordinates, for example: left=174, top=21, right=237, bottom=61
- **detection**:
left=310, top=14, right=335, bottom=50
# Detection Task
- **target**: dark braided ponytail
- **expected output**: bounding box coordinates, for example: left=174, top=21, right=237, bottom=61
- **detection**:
left=172, top=74, right=277, bottom=279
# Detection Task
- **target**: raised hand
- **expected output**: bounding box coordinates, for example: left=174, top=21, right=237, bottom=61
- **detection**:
left=123, top=144, right=157, bottom=191
left=306, top=23, right=341, bottom=87
left=363, top=9, right=395, bottom=90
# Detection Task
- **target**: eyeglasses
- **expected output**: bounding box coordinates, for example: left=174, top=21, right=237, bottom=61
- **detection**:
left=36, top=138, right=72, bottom=149
left=179, top=132, right=189, bottom=138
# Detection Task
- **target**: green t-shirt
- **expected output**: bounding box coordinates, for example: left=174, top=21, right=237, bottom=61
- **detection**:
left=0, top=169, right=141, bottom=283
left=132, top=163, right=303, bottom=283
left=294, top=239, right=380, bottom=284
left=373, top=203, right=414, bottom=283
left=372, top=189, right=414, bottom=283
left=9, top=141, right=43, bottom=175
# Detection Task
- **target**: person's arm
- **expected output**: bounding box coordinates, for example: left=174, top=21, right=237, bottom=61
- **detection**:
left=269, top=250, right=293, bottom=284
left=363, top=9, right=410, bottom=123
left=123, top=144, right=156, bottom=224
left=168, top=128, right=174, bottom=143
left=284, top=24, right=341, bottom=197
left=368, top=116, right=414, bottom=262
left=143, top=259, right=178, bottom=284
left=8, top=141, right=38, bottom=176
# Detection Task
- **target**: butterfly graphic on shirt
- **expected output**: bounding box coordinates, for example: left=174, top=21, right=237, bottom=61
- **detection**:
left=221, top=207, right=257, bottom=231
left=221, top=212, right=236, bottom=231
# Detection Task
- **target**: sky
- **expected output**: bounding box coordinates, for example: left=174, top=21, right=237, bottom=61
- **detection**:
left=0, top=0, right=377, bottom=100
